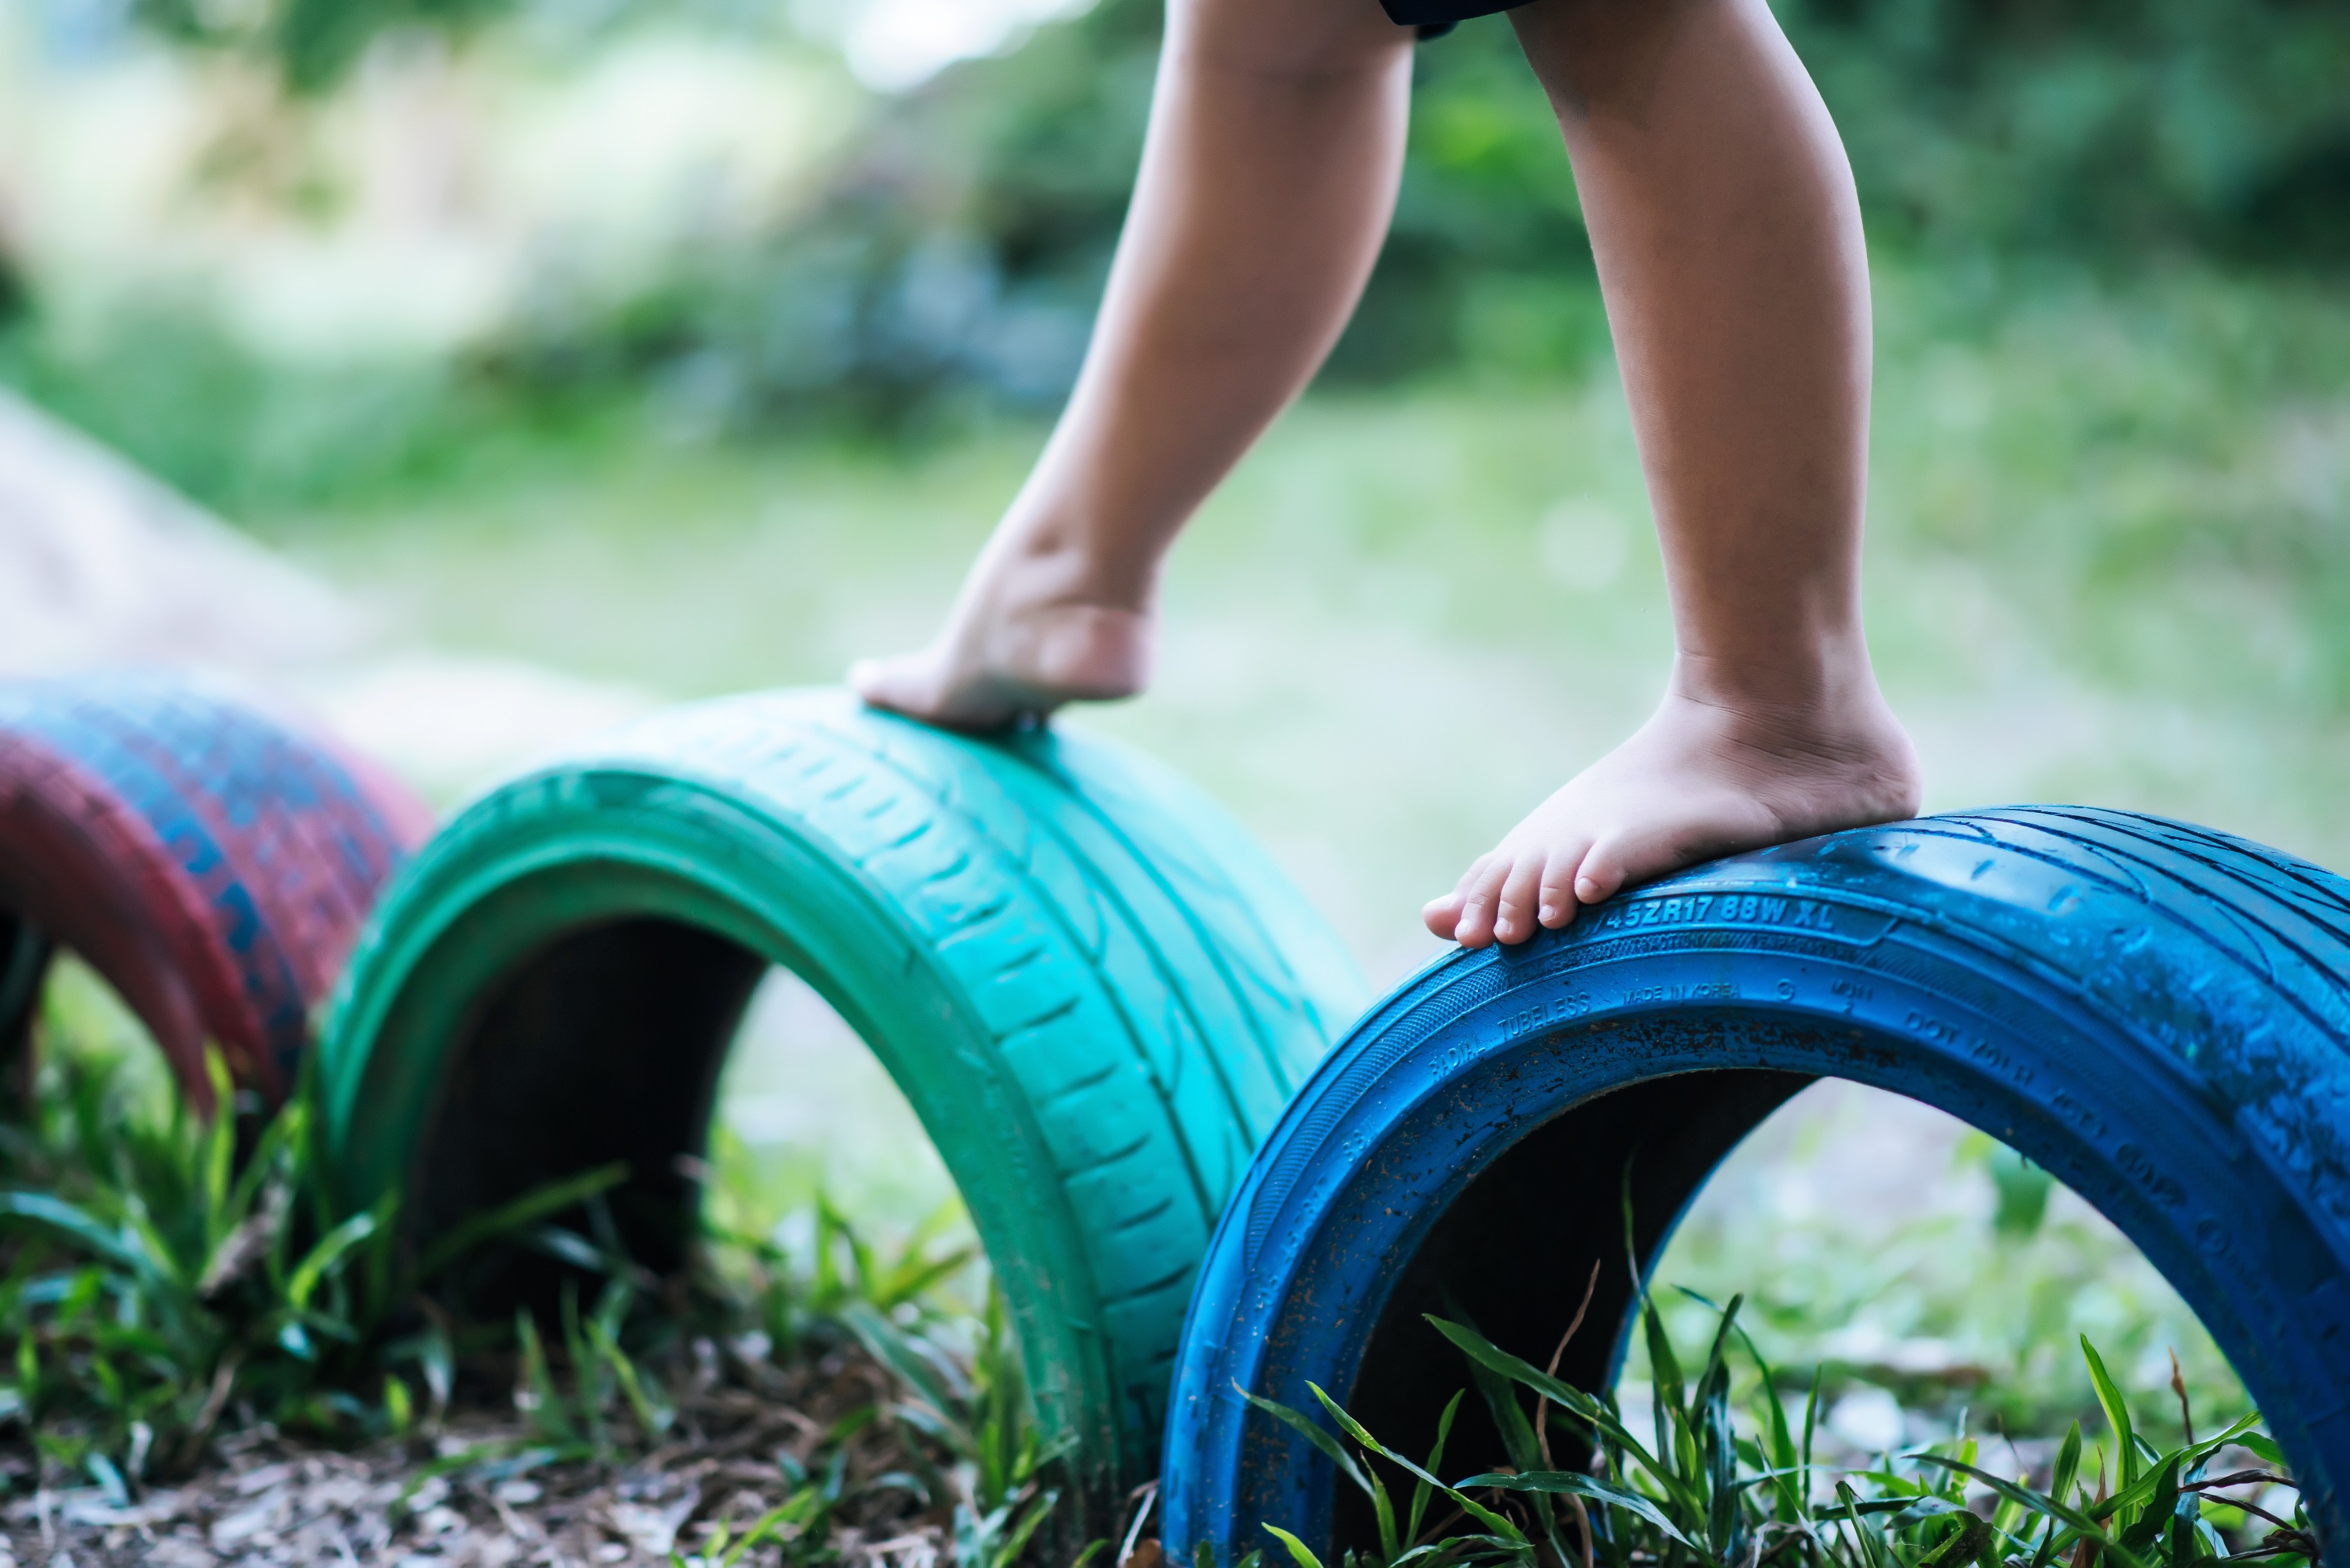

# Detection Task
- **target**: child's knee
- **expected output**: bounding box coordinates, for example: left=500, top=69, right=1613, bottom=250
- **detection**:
left=1171, top=0, right=1416, bottom=82
left=1508, top=0, right=1701, bottom=106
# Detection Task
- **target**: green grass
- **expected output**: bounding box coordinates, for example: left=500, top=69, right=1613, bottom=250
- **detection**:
left=0, top=1004, right=635, bottom=1481
left=1252, top=1290, right=2308, bottom=1568
left=0, top=972, right=1039, bottom=1553
left=1633, top=1102, right=2250, bottom=1456
left=709, top=967, right=969, bottom=1244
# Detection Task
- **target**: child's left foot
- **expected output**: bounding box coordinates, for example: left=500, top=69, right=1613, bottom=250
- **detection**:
left=1423, top=679, right=1922, bottom=949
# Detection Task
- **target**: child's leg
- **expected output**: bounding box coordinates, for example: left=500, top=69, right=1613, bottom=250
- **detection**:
left=851, top=0, right=1417, bottom=728
left=1423, top=0, right=1920, bottom=949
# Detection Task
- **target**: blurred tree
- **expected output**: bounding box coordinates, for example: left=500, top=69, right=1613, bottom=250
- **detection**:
left=465, top=0, right=1598, bottom=428
left=471, top=0, right=1168, bottom=430
left=132, top=0, right=513, bottom=93
left=131, top=0, right=2349, bottom=259
left=0, top=244, right=25, bottom=332
left=126, top=0, right=814, bottom=93
left=470, top=0, right=2349, bottom=428
left=1787, top=0, right=2350, bottom=262
left=110, top=0, right=2350, bottom=429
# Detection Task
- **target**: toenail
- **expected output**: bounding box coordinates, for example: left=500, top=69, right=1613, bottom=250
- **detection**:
left=1539, top=903, right=1558, bottom=922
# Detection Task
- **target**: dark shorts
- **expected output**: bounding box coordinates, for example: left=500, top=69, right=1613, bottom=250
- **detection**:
left=1381, top=0, right=1519, bottom=36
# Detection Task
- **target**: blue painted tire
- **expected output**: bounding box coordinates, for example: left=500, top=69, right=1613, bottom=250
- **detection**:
left=0, top=672, right=429, bottom=1112
left=1164, top=806, right=2350, bottom=1560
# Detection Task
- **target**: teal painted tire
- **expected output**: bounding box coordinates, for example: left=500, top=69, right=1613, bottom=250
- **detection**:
left=319, top=689, right=1365, bottom=1512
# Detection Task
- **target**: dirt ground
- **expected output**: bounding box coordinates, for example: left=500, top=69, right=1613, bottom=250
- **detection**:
left=3, top=1337, right=974, bottom=1568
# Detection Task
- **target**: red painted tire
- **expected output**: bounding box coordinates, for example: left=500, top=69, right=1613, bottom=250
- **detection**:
left=0, top=672, right=430, bottom=1112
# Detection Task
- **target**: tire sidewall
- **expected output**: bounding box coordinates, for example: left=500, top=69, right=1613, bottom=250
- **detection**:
left=321, top=762, right=1124, bottom=1489
left=1168, top=883, right=2350, bottom=1557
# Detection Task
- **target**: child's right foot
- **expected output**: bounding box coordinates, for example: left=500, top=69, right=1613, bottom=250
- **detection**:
left=849, top=539, right=1156, bottom=732
left=1422, top=674, right=1923, bottom=949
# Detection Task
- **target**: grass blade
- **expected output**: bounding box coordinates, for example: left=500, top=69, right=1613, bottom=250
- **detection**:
left=1454, top=1471, right=1699, bottom=1550
left=1238, top=1382, right=1372, bottom=1498
left=1913, top=1452, right=2148, bottom=1568
left=1425, top=1314, right=1698, bottom=1518
left=1263, top=1523, right=1327, bottom=1568
left=0, top=1192, right=165, bottom=1286
left=413, top=1163, right=630, bottom=1283
left=2031, top=1423, right=2086, bottom=1568
left=2081, top=1337, right=2140, bottom=1495
left=286, top=1206, right=381, bottom=1311
left=1408, top=1389, right=1464, bottom=1545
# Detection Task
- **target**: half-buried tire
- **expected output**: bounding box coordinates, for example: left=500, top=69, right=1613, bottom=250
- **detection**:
left=1164, top=806, right=2350, bottom=1560
left=317, top=688, right=1367, bottom=1521
left=0, top=672, right=430, bottom=1112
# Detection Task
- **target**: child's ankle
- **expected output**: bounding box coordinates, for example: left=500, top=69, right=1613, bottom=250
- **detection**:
left=987, top=527, right=1157, bottom=618
left=1667, top=638, right=1886, bottom=724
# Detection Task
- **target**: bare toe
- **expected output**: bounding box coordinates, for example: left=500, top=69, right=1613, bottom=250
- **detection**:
left=1494, top=853, right=1547, bottom=946
left=849, top=654, right=951, bottom=721
left=851, top=649, right=1034, bottom=732
left=1453, top=856, right=1514, bottom=950
left=1421, top=891, right=1466, bottom=940
left=1539, top=848, right=1588, bottom=928
left=1573, top=841, right=1628, bottom=907
left=848, top=654, right=930, bottom=712
left=1425, top=853, right=1495, bottom=940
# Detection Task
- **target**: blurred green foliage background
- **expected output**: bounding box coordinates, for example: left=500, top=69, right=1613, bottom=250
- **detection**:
left=6, top=0, right=2348, bottom=478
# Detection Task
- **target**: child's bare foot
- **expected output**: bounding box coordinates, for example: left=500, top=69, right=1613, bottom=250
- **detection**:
left=849, top=534, right=1155, bottom=732
left=1423, top=677, right=1922, bottom=949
